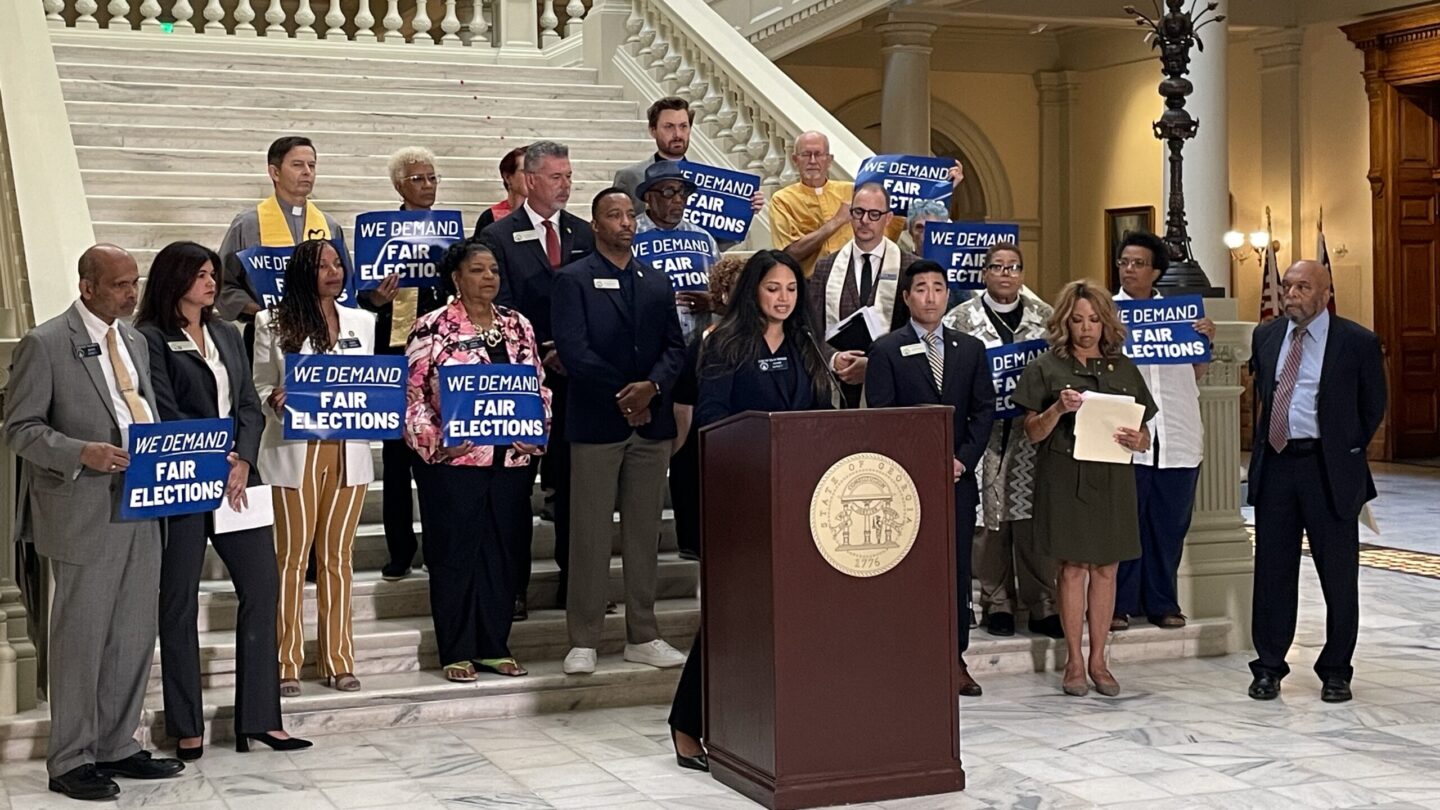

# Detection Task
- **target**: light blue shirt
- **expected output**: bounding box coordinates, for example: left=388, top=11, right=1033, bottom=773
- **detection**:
left=1277, top=309, right=1329, bottom=440
left=911, top=320, right=944, bottom=362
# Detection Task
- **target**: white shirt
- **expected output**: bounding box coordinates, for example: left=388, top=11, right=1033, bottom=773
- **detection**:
left=1114, top=289, right=1203, bottom=469
left=199, top=325, right=232, bottom=419
left=523, top=201, right=562, bottom=236
left=74, top=300, right=155, bottom=439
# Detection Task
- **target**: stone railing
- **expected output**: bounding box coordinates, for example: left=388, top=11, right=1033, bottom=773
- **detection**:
left=41, top=0, right=589, bottom=51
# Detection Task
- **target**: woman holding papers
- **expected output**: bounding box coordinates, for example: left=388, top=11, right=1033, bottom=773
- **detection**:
left=137, top=241, right=310, bottom=758
left=1013, top=280, right=1156, bottom=698
left=403, top=238, right=550, bottom=682
left=669, top=250, right=832, bottom=772
left=253, top=239, right=377, bottom=696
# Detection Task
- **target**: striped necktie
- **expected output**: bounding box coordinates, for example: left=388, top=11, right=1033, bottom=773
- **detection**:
left=925, top=331, right=944, bottom=393
left=1268, top=325, right=1307, bottom=454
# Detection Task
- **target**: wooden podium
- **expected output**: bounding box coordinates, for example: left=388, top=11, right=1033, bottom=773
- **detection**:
left=699, top=407, right=963, bottom=809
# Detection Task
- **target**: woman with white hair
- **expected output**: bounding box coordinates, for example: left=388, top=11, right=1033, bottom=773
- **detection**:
left=364, top=146, right=452, bottom=583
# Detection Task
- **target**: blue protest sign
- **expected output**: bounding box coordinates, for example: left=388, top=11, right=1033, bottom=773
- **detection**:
left=631, top=230, right=715, bottom=292
left=236, top=241, right=357, bottom=308
left=284, top=354, right=407, bottom=440
left=854, top=154, right=953, bottom=215
left=1117, top=295, right=1211, bottom=365
left=354, top=209, right=464, bottom=290
left=122, top=418, right=234, bottom=519
left=987, top=339, right=1049, bottom=419
left=677, top=160, right=759, bottom=243
left=439, top=363, right=548, bottom=446
left=922, top=222, right=1022, bottom=291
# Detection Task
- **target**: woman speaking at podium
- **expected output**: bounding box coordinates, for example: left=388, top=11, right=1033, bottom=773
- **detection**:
left=669, top=250, right=833, bottom=771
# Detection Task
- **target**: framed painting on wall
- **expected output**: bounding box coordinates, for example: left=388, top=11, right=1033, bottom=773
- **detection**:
left=1105, top=206, right=1156, bottom=291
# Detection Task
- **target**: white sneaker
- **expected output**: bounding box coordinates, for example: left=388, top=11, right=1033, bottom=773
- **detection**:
left=563, top=647, right=597, bottom=675
left=624, top=639, right=687, bottom=669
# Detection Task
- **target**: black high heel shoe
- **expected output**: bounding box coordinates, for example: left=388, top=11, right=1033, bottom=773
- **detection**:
left=176, top=741, right=204, bottom=762
left=235, top=732, right=314, bottom=753
left=671, top=728, right=708, bottom=772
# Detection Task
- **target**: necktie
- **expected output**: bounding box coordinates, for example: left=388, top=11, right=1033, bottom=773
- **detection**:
left=105, top=327, right=151, bottom=424
left=543, top=220, right=561, bottom=269
left=1268, top=325, right=1307, bottom=454
left=859, top=252, right=874, bottom=304
left=925, top=331, right=944, bottom=393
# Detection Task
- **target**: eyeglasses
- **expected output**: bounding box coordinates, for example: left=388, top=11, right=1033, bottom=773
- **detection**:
left=405, top=174, right=441, bottom=185
left=1115, top=258, right=1151, bottom=270
left=984, top=263, right=1024, bottom=276
left=648, top=186, right=690, bottom=200
left=797, top=151, right=831, bottom=161
left=849, top=207, right=887, bottom=222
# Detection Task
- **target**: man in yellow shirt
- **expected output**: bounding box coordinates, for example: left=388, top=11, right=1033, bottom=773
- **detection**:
left=771, top=131, right=963, bottom=276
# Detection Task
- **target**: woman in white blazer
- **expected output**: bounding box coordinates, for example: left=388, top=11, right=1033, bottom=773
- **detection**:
left=252, top=239, right=376, bottom=695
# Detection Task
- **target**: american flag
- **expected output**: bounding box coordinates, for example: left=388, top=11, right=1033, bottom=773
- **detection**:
left=1259, top=238, right=1283, bottom=322
left=1318, top=211, right=1337, bottom=314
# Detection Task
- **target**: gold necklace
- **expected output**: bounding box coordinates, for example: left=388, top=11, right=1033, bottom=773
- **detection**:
left=466, top=304, right=504, bottom=348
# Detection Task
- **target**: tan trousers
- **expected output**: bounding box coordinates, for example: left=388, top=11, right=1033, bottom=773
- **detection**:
left=273, top=440, right=367, bottom=680
left=973, top=518, right=1057, bottom=618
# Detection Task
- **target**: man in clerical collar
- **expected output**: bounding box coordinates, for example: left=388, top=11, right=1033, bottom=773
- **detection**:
left=805, top=182, right=918, bottom=407
left=634, top=161, right=719, bottom=344
left=614, top=97, right=762, bottom=249
left=217, top=136, right=347, bottom=334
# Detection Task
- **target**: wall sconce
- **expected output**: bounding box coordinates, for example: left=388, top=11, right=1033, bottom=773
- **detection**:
left=1223, top=229, right=1269, bottom=261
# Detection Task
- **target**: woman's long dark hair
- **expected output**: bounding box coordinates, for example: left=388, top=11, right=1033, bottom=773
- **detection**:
left=700, top=250, right=830, bottom=400
left=135, top=240, right=219, bottom=332
left=273, top=239, right=342, bottom=355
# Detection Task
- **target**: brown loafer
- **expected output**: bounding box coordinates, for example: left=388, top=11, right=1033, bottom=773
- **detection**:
left=1110, top=616, right=1130, bottom=631
left=1153, top=613, right=1187, bottom=629
left=957, top=662, right=983, bottom=697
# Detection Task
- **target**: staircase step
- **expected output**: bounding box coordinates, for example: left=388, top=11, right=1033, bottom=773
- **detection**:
left=80, top=170, right=617, bottom=204
left=152, top=597, right=703, bottom=693
left=77, top=147, right=632, bottom=178
left=56, top=63, right=623, bottom=100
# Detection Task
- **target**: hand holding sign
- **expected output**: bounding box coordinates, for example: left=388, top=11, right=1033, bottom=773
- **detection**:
left=354, top=209, right=464, bottom=291
left=284, top=355, right=408, bottom=440
left=440, top=364, right=548, bottom=446
left=854, top=154, right=957, bottom=215
left=1116, top=295, right=1212, bottom=365
left=122, top=419, right=235, bottom=519
left=677, top=160, right=761, bottom=243
left=81, top=442, right=130, bottom=473
left=923, top=222, right=1022, bottom=291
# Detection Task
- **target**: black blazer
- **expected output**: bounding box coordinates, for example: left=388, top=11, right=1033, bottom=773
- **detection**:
left=1247, top=314, right=1386, bottom=520
left=479, top=206, right=595, bottom=348
left=695, top=335, right=823, bottom=428
left=139, top=320, right=264, bottom=486
left=865, top=324, right=994, bottom=478
left=551, top=252, right=686, bottom=444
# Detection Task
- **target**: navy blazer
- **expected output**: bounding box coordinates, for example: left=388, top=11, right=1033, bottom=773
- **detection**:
left=1247, top=314, right=1386, bottom=521
left=551, top=251, right=687, bottom=443
left=695, top=335, right=823, bottom=428
left=480, top=206, right=595, bottom=348
left=865, top=324, right=994, bottom=479
left=139, top=319, right=264, bottom=486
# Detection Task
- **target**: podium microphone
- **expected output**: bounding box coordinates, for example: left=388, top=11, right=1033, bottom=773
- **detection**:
left=799, top=321, right=845, bottom=397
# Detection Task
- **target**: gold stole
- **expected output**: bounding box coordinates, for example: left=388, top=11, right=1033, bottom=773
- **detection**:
left=256, top=195, right=330, bottom=246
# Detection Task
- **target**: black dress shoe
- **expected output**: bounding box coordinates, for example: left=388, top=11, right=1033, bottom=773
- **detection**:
left=985, top=611, right=1015, bottom=637
left=957, top=664, right=983, bottom=697
left=95, top=750, right=185, bottom=780
left=175, top=742, right=203, bottom=762
left=1028, top=614, right=1064, bottom=639
left=512, top=597, right=529, bottom=622
left=1321, top=677, right=1353, bottom=703
left=1248, top=674, right=1281, bottom=701
left=49, top=764, right=120, bottom=801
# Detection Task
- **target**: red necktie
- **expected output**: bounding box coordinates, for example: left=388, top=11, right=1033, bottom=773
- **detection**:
left=1268, top=325, right=1307, bottom=454
left=543, top=220, right=561, bottom=269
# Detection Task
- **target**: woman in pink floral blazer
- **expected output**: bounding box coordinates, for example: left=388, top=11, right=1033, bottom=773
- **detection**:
left=404, top=239, right=551, bottom=681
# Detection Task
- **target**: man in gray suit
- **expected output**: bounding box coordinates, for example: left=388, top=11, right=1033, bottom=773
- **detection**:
left=5, top=244, right=185, bottom=800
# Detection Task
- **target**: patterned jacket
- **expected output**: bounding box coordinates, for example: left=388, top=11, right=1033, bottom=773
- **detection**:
left=942, top=292, right=1053, bottom=529
left=404, top=299, right=552, bottom=467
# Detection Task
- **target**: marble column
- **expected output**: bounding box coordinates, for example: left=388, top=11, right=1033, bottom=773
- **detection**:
left=1255, top=29, right=1304, bottom=260
left=1035, top=71, right=1078, bottom=293
left=1178, top=315, right=1256, bottom=655
left=876, top=19, right=937, bottom=156
left=1162, top=8, right=1229, bottom=291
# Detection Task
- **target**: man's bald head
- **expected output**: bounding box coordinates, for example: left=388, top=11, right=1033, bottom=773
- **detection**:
left=1281, top=259, right=1333, bottom=327
left=790, top=131, right=833, bottom=188
left=78, top=243, right=140, bottom=323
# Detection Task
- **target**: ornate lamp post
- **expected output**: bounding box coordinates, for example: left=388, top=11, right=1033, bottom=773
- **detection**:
left=1126, top=0, right=1225, bottom=294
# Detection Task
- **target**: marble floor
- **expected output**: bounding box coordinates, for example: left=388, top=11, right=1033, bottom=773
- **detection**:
left=5, top=467, right=1440, bottom=809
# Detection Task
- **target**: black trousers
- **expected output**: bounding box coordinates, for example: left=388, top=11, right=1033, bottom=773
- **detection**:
left=159, top=513, right=281, bottom=738
left=1250, top=447, right=1361, bottom=682
left=670, top=425, right=701, bottom=558
left=413, top=460, right=533, bottom=664
left=955, top=479, right=977, bottom=657
left=540, top=374, right=571, bottom=602
left=669, top=629, right=702, bottom=740
left=382, top=439, right=420, bottom=569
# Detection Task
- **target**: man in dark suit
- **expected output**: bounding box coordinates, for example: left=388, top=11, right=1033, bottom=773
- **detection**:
left=551, top=188, right=688, bottom=676
left=5, top=245, right=185, bottom=800
left=1246, top=259, right=1386, bottom=704
left=865, top=259, right=995, bottom=696
left=481, top=140, right=596, bottom=613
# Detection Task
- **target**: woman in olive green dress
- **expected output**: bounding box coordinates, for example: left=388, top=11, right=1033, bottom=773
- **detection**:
left=1013, top=280, right=1156, bottom=697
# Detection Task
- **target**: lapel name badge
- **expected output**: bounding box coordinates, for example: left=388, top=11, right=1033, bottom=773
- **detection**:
left=459, top=338, right=486, bottom=351
left=594, top=278, right=621, bottom=290
left=900, top=343, right=926, bottom=357
left=338, top=337, right=362, bottom=350
left=75, top=343, right=101, bottom=359
left=167, top=340, right=199, bottom=353
left=758, top=357, right=789, bottom=372
left=513, top=230, right=541, bottom=243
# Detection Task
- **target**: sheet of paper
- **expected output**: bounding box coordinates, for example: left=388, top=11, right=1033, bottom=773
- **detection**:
left=1072, top=392, right=1146, bottom=464
left=824, top=305, right=887, bottom=343
left=213, top=485, right=274, bottom=534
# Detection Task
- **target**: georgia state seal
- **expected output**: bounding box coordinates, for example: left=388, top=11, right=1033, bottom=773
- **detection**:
left=809, top=452, right=920, bottom=577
